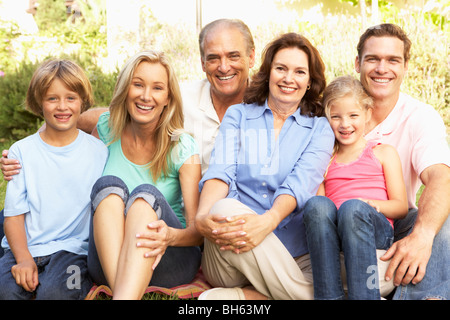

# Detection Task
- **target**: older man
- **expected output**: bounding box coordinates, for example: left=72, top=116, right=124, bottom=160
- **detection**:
left=355, top=23, right=450, bottom=300
left=182, top=19, right=255, bottom=173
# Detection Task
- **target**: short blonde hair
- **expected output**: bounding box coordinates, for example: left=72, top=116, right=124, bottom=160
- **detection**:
left=108, top=50, right=184, bottom=181
left=322, top=75, right=373, bottom=120
left=26, top=59, right=94, bottom=116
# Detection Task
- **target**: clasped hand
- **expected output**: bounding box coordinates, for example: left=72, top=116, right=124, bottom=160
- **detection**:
left=205, top=213, right=273, bottom=254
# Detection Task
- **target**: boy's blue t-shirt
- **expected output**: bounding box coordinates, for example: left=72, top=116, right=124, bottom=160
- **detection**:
left=1, top=130, right=108, bottom=257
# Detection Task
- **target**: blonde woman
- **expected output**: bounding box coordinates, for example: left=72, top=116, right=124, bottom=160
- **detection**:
left=87, top=51, right=202, bottom=299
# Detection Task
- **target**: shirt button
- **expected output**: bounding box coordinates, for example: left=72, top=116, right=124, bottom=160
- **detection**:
left=262, top=194, right=267, bottom=198
left=262, top=182, right=266, bottom=186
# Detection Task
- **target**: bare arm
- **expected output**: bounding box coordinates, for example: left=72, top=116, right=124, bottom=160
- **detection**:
left=4, top=215, right=39, bottom=292
left=382, top=164, right=450, bottom=286
left=77, top=107, right=108, bottom=134
left=367, top=144, right=408, bottom=219
left=165, top=154, right=203, bottom=247
left=194, top=178, right=230, bottom=242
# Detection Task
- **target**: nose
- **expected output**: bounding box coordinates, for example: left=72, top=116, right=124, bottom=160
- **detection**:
left=218, top=57, right=231, bottom=73
left=56, top=99, right=68, bottom=110
left=340, top=117, right=350, bottom=128
left=141, top=87, right=152, bottom=102
left=283, top=70, right=294, bottom=83
left=375, top=60, right=387, bottom=74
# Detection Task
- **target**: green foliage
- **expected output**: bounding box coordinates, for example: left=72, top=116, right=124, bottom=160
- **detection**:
left=0, top=60, right=43, bottom=142
left=33, top=0, right=67, bottom=31
left=0, top=18, right=21, bottom=72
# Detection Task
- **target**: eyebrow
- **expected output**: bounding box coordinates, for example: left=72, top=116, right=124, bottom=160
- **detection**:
left=206, top=51, right=241, bottom=59
left=132, top=76, right=167, bottom=86
left=363, top=54, right=404, bottom=61
left=272, top=61, right=308, bottom=70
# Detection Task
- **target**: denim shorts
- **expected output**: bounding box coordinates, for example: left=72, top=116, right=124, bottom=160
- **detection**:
left=87, top=175, right=201, bottom=288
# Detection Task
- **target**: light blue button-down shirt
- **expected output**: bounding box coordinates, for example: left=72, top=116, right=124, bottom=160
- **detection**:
left=200, top=101, right=334, bottom=257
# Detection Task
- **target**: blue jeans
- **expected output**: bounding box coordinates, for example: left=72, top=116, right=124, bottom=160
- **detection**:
left=0, top=209, right=4, bottom=258
left=87, top=175, right=201, bottom=288
left=392, top=209, right=450, bottom=300
left=303, top=196, right=394, bottom=300
left=0, top=249, right=92, bottom=300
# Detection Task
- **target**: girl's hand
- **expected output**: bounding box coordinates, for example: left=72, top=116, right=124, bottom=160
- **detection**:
left=136, top=220, right=172, bottom=270
left=359, top=198, right=380, bottom=212
left=11, top=259, right=39, bottom=292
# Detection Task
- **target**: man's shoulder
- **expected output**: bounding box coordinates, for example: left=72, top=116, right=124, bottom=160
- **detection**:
left=180, top=78, right=210, bottom=96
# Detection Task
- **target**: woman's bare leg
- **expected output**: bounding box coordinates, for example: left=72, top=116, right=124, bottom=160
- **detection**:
left=93, top=194, right=125, bottom=291
left=113, top=198, right=158, bottom=300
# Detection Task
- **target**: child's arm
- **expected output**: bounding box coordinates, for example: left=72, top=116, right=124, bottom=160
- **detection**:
left=316, top=182, right=325, bottom=196
left=366, top=144, right=408, bottom=219
left=4, top=215, right=39, bottom=292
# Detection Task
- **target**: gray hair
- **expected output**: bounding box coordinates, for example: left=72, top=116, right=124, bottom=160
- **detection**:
left=198, top=19, right=255, bottom=58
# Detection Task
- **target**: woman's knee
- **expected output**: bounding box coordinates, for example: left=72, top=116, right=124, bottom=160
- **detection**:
left=90, top=175, right=128, bottom=213
left=209, top=198, right=256, bottom=217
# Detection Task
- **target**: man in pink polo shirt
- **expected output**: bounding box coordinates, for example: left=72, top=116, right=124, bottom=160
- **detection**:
left=356, top=23, right=450, bottom=299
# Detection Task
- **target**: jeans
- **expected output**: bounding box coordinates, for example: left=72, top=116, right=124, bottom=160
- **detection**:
left=304, top=196, right=394, bottom=300
left=0, top=249, right=92, bottom=300
left=392, top=209, right=450, bottom=300
left=87, top=175, right=201, bottom=288
left=0, top=209, right=4, bottom=258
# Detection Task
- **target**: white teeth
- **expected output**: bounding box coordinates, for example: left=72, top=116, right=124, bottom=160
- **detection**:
left=137, top=104, right=154, bottom=110
left=218, top=75, right=235, bottom=80
left=55, top=115, right=70, bottom=119
left=280, top=86, right=295, bottom=92
left=373, top=78, right=390, bottom=83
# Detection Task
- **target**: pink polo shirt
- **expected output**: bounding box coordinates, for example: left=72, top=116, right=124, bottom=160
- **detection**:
left=365, top=93, right=450, bottom=209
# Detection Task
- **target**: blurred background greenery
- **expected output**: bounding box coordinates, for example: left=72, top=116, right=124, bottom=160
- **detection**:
left=0, top=0, right=448, bottom=208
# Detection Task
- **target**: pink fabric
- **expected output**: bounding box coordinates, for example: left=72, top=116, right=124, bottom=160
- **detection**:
left=324, top=140, right=393, bottom=227
left=365, top=93, right=450, bottom=209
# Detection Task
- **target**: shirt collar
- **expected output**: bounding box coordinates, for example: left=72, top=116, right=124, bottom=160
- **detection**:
left=371, top=92, right=406, bottom=135
left=245, top=100, right=313, bottom=128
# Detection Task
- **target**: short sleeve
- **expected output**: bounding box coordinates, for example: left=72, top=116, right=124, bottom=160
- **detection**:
left=171, top=133, right=199, bottom=171
left=96, top=111, right=112, bottom=145
left=410, top=106, right=450, bottom=176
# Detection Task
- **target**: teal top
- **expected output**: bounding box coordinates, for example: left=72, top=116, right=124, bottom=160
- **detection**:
left=97, top=112, right=198, bottom=227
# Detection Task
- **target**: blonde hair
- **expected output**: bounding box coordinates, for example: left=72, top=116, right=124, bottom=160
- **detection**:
left=323, top=75, right=373, bottom=120
left=26, top=59, right=94, bottom=116
left=108, top=50, right=184, bottom=181
left=322, top=75, right=373, bottom=154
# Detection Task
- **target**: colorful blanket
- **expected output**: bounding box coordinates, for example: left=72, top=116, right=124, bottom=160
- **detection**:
left=84, top=269, right=211, bottom=300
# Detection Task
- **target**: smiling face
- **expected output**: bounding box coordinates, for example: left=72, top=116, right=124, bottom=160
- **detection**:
left=355, top=36, right=408, bottom=107
left=126, top=61, right=170, bottom=128
left=201, top=26, right=255, bottom=105
left=328, top=94, right=372, bottom=147
left=268, top=47, right=311, bottom=111
left=42, top=78, right=82, bottom=135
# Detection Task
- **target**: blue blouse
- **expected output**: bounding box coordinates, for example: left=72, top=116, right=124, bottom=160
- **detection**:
left=200, top=101, right=334, bottom=257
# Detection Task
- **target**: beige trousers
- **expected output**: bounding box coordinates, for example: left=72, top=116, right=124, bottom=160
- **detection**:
left=201, top=198, right=395, bottom=300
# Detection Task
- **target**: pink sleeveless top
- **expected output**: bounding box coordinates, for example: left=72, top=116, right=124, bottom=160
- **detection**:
left=324, top=140, right=393, bottom=227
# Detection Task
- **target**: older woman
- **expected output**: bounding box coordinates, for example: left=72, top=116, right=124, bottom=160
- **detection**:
left=87, top=51, right=202, bottom=299
left=195, top=33, right=335, bottom=300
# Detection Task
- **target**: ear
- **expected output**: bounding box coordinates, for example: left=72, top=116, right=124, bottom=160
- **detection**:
left=201, top=57, right=207, bottom=72
left=355, top=55, right=361, bottom=73
left=249, top=48, right=256, bottom=69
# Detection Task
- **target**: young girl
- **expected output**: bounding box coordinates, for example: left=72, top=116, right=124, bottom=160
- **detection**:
left=303, top=75, right=408, bottom=300
left=0, top=59, right=108, bottom=299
